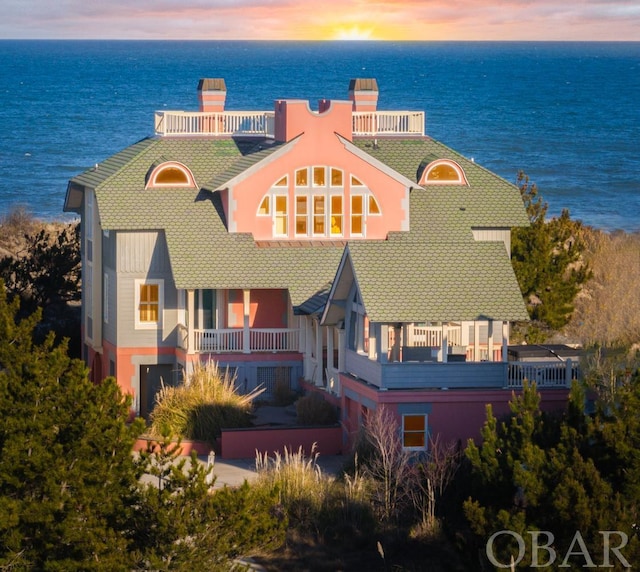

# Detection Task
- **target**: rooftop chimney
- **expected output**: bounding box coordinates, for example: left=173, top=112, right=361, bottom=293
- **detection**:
left=348, top=78, right=379, bottom=112
left=197, top=78, right=227, bottom=113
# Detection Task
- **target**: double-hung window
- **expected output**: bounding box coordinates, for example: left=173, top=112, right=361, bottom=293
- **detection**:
left=402, top=414, right=428, bottom=451
left=135, top=279, right=163, bottom=329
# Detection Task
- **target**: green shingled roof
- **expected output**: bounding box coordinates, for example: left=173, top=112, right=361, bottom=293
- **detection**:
left=67, top=130, right=529, bottom=318
left=347, top=238, right=529, bottom=322
left=352, top=137, right=529, bottom=229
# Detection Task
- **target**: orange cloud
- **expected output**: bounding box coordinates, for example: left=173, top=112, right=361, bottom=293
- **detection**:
left=2, top=0, right=639, bottom=40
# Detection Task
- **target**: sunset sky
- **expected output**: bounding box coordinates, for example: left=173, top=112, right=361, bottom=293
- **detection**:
left=2, top=0, right=639, bottom=41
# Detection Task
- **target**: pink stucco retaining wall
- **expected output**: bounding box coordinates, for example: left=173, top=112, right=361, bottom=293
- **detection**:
left=133, top=437, right=214, bottom=456
left=220, top=425, right=342, bottom=459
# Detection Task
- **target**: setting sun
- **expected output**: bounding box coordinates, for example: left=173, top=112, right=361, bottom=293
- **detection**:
left=332, top=25, right=375, bottom=40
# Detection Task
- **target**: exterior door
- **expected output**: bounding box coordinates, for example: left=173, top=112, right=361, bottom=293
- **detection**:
left=139, top=364, right=174, bottom=419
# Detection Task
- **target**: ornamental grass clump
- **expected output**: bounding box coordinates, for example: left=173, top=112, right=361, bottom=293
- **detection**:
left=148, top=361, right=264, bottom=444
left=254, top=445, right=375, bottom=542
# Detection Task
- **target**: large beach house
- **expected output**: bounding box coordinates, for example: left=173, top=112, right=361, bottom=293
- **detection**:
left=65, top=78, right=574, bottom=450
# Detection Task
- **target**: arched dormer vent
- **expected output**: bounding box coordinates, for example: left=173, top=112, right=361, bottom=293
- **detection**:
left=418, top=159, right=468, bottom=186
left=145, top=161, right=197, bottom=189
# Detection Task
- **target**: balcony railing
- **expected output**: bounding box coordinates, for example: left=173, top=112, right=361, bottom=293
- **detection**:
left=352, top=111, right=425, bottom=136
left=154, top=110, right=425, bottom=137
left=345, top=349, right=578, bottom=390
left=155, top=111, right=275, bottom=137
left=192, top=328, right=299, bottom=353
left=507, top=360, right=580, bottom=389
left=406, top=324, right=462, bottom=347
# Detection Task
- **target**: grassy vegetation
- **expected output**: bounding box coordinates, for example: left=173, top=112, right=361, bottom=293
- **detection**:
left=251, top=440, right=468, bottom=571
left=148, top=361, right=264, bottom=444
left=568, top=228, right=640, bottom=348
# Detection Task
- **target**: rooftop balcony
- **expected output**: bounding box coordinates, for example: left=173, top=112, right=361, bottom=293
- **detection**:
left=154, top=110, right=425, bottom=138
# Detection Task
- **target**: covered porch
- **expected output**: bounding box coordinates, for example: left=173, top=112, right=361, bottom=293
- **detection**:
left=177, top=287, right=300, bottom=355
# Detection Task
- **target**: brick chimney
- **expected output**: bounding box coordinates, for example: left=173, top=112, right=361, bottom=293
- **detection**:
left=197, top=78, right=227, bottom=113
left=348, top=78, right=379, bottom=112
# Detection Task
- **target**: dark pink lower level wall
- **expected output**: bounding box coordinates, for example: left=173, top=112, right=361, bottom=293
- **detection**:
left=220, top=426, right=342, bottom=459
left=133, top=437, right=213, bottom=456
left=338, top=374, right=570, bottom=448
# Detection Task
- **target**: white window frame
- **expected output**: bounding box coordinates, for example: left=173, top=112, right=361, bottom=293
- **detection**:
left=273, top=194, right=288, bottom=237
left=421, top=159, right=468, bottom=186
left=294, top=194, right=309, bottom=237
left=402, top=414, right=428, bottom=451
left=134, top=279, right=164, bottom=330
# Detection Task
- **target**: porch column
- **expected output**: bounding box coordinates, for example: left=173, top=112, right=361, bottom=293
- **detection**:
left=187, top=289, right=195, bottom=354
left=242, top=289, right=251, bottom=354
left=304, top=317, right=313, bottom=379
left=488, top=320, right=495, bottom=362
left=337, top=328, right=346, bottom=371
left=327, top=325, right=334, bottom=371
left=315, top=319, right=323, bottom=386
left=391, top=324, right=402, bottom=362
left=474, top=321, right=481, bottom=362
left=502, top=321, right=509, bottom=363
left=379, top=325, right=389, bottom=363
left=441, top=322, right=448, bottom=363
left=368, top=322, right=377, bottom=360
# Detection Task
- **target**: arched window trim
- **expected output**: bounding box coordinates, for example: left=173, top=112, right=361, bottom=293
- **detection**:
left=146, top=162, right=197, bottom=189
left=264, top=166, right=381, bottom=238
left=420, top=159, right=468, bottom=186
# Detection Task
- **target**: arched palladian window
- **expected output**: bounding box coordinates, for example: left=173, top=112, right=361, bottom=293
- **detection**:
left=257, top=167, right=381, bottom=239
left=145, top=162, right=197, bottom=188
left=419, top=159, right=468, bottom=186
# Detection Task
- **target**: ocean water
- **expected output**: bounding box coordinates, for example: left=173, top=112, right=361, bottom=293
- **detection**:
left=0, top=40, right=639, bottom=232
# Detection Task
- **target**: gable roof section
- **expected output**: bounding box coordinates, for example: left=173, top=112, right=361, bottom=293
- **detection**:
left=346, top=239, right=529, bottom=322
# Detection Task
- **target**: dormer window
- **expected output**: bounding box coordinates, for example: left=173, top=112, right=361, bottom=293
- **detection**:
left=146, top=162, right=197, bottom=188
left=419, top=159, right=468, bottom=186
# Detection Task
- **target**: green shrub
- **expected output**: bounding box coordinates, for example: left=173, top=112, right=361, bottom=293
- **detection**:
left=148, top=361, right=264, bottom=444
left=295, top=392, right=338, bottom=426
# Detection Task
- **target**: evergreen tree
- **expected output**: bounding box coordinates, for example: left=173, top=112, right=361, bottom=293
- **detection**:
left=0, top=285, right=145, bottom=570
left=131, top=436, right=287, bottom=571
left=511, top=172, right=590, bottom=336
left=0, top=285, right=287, bottom=570
left=463, top=381, right=631, bottom=569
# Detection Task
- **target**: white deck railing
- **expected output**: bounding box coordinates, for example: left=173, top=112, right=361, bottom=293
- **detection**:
left=406, top=324, right=462, bottom=347
left=155, top=110, right=425, bottom=137
left=507, top=360, right=579, bottom=388
left=352, top=111, right=425, bottom=136
left=155, top=111, right=275, bottom=137
left=250, top=328, right=299, bottom=352
left=192, top=328, right=299, bottom=353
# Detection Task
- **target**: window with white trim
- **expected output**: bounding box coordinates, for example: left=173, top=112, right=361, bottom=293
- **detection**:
left=258, top=167, right=381, bottom=238
left=145, top=162, right=197, bottom=188
left=135, top=279, right=163, bottom=329
left=274, top=195, right=288, bottom=237
left=420, top=159, right=468, bottom=186
left=402, top=414, right=428, bottom=451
